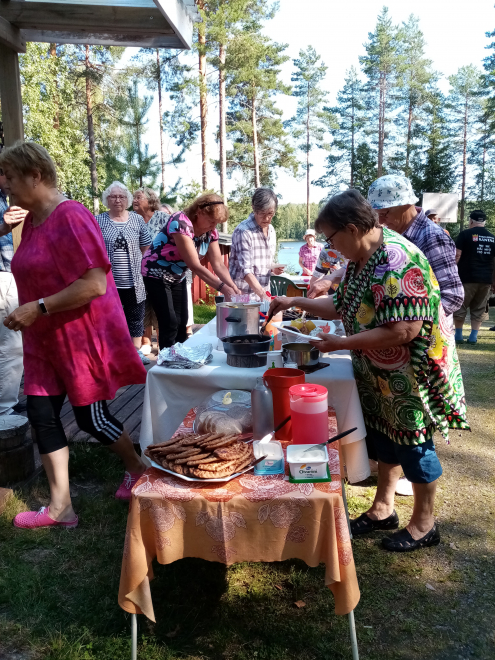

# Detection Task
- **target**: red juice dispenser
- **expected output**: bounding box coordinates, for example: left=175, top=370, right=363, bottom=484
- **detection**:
left=263, top=368, right=305, bottom=441
left=289, top=384, right=329, bottom=445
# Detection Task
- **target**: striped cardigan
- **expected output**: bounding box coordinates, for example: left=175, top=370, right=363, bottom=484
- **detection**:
left=96, top=211, right=151, bottom=303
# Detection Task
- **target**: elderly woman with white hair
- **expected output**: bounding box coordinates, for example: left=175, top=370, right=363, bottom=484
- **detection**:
left=96, top=182, right=151, bottom=361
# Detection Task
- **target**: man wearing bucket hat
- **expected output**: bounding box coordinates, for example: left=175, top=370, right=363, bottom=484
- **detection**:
left=368, top=175, right=463, bottom=318
left=298, top=228, right=323, bottom=275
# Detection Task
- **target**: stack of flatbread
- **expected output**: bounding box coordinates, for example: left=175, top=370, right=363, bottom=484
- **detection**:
left=144, top=432, right=254, bottom=480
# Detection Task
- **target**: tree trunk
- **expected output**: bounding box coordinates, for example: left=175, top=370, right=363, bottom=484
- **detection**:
left=405, top=96, right=413, bottom=176
left=198, top=26, right=208, bottom=190
left=350, top=97, right=355, bottom=188
left=252, top=96, right=260, bottom=188
left=460, top=97, right=468, bottom=230
left=306, top=85, right=310, bottom=228
left=481, top=118, right=487, bottom=203
left=85, top=45, right=99, bottom=215
left=377, top=73, right=386, bottom=177
left=219, top=43, right=227, bottom=232
left=49, top=43, right=59, bottom=130
left=156, top=49, right=166, bottom=194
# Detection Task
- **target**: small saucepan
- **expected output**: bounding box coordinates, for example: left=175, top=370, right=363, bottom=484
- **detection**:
left=281, top=342, right=320, bottom=367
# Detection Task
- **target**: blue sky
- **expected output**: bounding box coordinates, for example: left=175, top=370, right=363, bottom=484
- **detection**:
left=131, top=0, right=495, bottom=203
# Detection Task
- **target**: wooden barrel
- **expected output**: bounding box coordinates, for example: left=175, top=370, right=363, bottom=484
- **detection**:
left=0, top=415, right=34, bottom=486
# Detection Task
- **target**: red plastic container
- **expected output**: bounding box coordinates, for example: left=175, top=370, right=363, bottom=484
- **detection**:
left=289, top=384, right=328, bottom=444
left=263, top=368, right=305, bottom=441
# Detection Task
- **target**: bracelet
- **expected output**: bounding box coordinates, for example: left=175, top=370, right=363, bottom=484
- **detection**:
left=217, top=282, right=225, bottom=292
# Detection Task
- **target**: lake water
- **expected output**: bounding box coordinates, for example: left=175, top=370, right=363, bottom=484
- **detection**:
left=276, top=241, right=305, bottom=274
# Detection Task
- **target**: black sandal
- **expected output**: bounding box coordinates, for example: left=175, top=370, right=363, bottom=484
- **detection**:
left=350, top=510, right=399, bottom=536
left=382, top=523, right=440, bottom=552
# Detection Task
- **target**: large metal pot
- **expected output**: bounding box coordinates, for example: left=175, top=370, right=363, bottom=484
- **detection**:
left=221, top=334, right=271, bottom=368
left=216, top=302, right=261, bottom=338
left=281, top=342, right=320, bottom=367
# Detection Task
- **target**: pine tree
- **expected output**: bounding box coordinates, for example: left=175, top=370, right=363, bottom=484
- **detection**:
left=468, top=99, right=494, bottom=205
left=135, top=48, right=199, bottom=197
left=447, top=65, right=483, bottom=229
left=393, top=15, right=437, bottom=176
left=359, top=7, right=399, bottom=177
left=110, top=80, right=160, bottom=191
left=353, top=142, right=378, bottom=195
left=410, top=92, right=456, bottom=196
left=313, top=67, right=365, bottom=195
left=286, top=46, right=329, bottom=227
left=225, top=28, right=296, bottom=191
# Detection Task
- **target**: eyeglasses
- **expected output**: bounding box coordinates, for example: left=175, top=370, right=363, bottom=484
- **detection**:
left=108, top=195, right=127, bottom=201
left=325, top=229, right=340, bottom=249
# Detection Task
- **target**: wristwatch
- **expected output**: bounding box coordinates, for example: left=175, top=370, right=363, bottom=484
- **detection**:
left=38, top=298, right=49, bottom=315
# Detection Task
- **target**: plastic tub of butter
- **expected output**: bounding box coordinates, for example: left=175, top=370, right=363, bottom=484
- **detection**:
left=253, top=440, right=285, bottom=475
left=287, top=444, right=331, bottom=482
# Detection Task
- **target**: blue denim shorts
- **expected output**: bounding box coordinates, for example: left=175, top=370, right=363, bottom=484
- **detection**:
left=366, top=427, right=443, bottom=484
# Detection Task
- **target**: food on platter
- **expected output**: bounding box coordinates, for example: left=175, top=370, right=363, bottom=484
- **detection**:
left=144, top=433, right=254, bottom=480
left=290, top=319, right=316, bottom=334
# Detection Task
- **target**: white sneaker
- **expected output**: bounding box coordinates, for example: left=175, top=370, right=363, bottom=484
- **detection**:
left=395, top=477, right=414, bottom=496
left=136, top=349, right=151, bottom=365
left=140, top=343, right=152, bottom=355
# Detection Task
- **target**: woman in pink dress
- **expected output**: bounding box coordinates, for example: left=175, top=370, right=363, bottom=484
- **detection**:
left=0, top=142, right=147, bottom=529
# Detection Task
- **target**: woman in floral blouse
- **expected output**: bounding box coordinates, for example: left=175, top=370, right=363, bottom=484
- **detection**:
left=141, top=193, right=240, bottom=348
left=269, top=189, right=469, bottom=553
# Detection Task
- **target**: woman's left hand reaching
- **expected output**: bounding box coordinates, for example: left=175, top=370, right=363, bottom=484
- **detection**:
left=309, top=332, right=345, bottom=353
left=3, top=301, right=41, bottom=331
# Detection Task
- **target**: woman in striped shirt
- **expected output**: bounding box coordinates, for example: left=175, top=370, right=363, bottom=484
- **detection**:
left=96, top=182, right=151, bottom=362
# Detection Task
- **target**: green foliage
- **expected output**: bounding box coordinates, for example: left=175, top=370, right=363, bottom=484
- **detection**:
left=225, top=27, right=297, bottom=188
left=359, top=7, right=400, bottom=174
left=410, top=90, right=457, bottom=196
left=314, top=67, right=366, bottom=194
left=272, top=203, right=320, bottom=239
left=19, top=44, right=92, bottom=206
left=286, top=46, right=330, bottom=223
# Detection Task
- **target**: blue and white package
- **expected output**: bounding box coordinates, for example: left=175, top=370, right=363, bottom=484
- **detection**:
left=253, top=440, right=285, bottom=475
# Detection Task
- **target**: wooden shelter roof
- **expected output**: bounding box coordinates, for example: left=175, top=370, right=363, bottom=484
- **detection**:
left=0, top=0, right=200, bottom=52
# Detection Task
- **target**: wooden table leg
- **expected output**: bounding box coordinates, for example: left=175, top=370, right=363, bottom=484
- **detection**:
left=348, top=609, right=359, bottom=660
left=131, top=613, right=137, bottom=660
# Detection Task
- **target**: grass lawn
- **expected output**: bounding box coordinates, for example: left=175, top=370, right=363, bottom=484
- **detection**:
left=1, top=313, right=495, bottom=659
left=193, top=303, right=216, bottom=326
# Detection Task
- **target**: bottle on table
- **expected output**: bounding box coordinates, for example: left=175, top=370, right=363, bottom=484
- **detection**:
left=251, top=377, right=274, bottom=440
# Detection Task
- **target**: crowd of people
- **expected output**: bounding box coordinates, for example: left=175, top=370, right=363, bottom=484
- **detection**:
left=0, top=140, right=493, bottom=546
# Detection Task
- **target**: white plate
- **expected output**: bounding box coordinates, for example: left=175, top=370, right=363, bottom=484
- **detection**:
left=150, top=459, right=253, bottom=482
left=272, top=320, right=336, bottom=342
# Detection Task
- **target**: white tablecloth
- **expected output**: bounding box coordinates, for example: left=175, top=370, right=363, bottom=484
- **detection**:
left=139, top=319, right=370, bottom=483
left=282, top=273, right=311, bottom=286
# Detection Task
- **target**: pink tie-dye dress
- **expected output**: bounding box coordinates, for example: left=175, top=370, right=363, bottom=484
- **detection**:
left=11, top=200, right=147, bottom=406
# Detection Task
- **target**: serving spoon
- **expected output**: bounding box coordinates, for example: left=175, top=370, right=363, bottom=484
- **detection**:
left=302, top=427, right=358, bottom=453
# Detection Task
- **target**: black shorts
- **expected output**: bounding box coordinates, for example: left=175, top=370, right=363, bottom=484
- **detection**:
left=27, top=394, right=124, bottom=454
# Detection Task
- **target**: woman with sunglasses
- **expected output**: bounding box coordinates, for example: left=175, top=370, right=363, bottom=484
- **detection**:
left=141, top=193, right=240, bottom=348
left=269, top=189, right=469, bottom=553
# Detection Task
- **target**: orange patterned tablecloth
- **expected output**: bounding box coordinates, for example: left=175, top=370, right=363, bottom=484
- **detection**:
left=119, top=410, right=360, bottom=619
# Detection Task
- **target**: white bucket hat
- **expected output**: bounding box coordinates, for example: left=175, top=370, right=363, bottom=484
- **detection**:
left=303, top=228, right=316, bottom=238
left=367, top=175, right=419, bottom=210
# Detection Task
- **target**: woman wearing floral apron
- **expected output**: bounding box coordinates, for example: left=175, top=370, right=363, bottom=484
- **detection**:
left=269, top=189, right=469, bottom=552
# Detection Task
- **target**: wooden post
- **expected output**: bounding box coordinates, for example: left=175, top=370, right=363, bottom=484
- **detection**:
left=0, top=43, right=24, bottom=250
